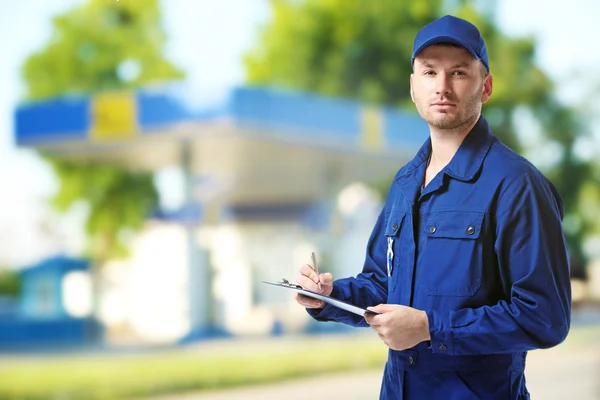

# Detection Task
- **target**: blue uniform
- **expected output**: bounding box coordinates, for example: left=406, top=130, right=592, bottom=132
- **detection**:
left=309, top=115, right=571, bottom=399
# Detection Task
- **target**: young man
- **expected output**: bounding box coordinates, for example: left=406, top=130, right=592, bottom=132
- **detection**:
left=295, top=15, right=571, bottom=400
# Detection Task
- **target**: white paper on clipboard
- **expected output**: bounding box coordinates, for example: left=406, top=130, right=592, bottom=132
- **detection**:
left=262, top=280, right=379, bottom=316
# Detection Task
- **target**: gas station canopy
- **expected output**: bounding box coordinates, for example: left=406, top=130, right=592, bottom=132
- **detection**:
left=14, top=86, right=429, bottom=205
left=13, top=86, right=431, bottom=337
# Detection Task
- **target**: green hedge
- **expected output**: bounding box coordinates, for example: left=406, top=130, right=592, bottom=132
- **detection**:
left=0, top=270, right=20, bottom=298
left=0, top=337, right=387, bottom=400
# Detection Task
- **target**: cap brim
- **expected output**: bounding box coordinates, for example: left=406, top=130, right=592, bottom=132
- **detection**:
left=412, top=35, right=480, bottom=63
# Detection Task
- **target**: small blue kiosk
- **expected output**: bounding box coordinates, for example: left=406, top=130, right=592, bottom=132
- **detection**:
left=0, top=256, right=101, bottom=349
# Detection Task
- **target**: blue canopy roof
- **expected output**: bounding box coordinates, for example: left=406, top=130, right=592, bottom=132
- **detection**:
left=14, top=85, right=429, bottom=153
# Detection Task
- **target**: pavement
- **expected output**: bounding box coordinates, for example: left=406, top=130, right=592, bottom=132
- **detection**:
left=148, top=324, right=600, bottom=400
left=150, top=370, right=384, bottom=400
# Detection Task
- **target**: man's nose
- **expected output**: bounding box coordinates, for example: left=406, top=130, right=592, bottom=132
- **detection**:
left=435, top=74, right=452, bottom=96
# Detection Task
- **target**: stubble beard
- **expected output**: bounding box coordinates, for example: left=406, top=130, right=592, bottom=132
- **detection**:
left=416, top=86, right=483, bottom=132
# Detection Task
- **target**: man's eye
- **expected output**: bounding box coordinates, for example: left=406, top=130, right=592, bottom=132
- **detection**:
left=424, top=70, right=435, bottom=76
left=453, top=71, right=466, bottom=76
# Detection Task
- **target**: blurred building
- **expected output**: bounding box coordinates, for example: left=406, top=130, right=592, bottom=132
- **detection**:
left=0, top=256, right=100, bottom=348
left=13, top=86, right=428, bottom=344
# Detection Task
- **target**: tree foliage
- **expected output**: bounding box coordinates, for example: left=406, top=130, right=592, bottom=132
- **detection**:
left=0, top=270, right=20, bottom=298
left=534, top=97, right=594, bottom=278
left=21, top=0, right=184, bottom=261
left=244, top=0, right=593, bottom=275
left=23, top=0, right=183, bottom=99
left=245, top=0, right=551, bottom=150
left=49, top=161, right=159, bottom=259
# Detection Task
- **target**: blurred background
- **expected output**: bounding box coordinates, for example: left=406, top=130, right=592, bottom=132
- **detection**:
left=1, top=0, right=600, bottom=399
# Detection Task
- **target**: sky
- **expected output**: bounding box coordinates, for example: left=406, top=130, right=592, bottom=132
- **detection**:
left=0, top=0, right=598, bottom=267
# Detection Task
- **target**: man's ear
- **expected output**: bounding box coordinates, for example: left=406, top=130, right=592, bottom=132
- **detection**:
left=481, top=74, right=493, bottom=104
left=410, top=74, right=415, bottom=103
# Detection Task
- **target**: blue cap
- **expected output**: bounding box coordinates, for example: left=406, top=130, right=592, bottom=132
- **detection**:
left=412, top=15, right=489, bottom=72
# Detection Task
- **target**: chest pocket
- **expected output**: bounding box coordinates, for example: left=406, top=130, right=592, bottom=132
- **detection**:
left=421, top=211, right=485, bottom=297
left=384, top=212, right=406, bottom=292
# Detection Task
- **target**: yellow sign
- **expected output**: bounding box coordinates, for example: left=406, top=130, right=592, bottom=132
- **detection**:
left=360, top=107, right=384, bottom=151
left=90, top=91, right=137, bottom=142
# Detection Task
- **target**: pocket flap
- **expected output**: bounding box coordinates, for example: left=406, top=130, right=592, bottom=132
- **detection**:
left=425, top=211, right=484, bottom=239
left=385, top=212, right=407, bottom=237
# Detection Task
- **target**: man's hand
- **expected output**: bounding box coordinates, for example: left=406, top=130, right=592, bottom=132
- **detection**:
left=364, top=304, right=431, bottom=351
left=294, top=264, right=334, bottom=309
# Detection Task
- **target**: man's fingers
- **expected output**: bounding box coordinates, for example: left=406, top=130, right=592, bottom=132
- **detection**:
left=294, top=293, right=324, bottom=308
left=297, top=265, right=333, bottom=293
left=295, top=271, right=320, bottom=292
left=299, top=263, right=320, bottom=283
left=319, top=273, right=334, bottom=285
left=367, top=304, right=396, bottom=314
left=364, top=313, right=377, bottom=325
left=298, top=263, right=314, bottom=276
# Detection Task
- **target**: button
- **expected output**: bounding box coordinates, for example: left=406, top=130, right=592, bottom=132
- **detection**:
left=392, top=223, right=398, bottom=231
left=438, top=344, right=447, bottom=351
left=467, top=226, right=475, bottom=235
left=429, top=226, right=437, bottom=234
left=408, top=356, right=414, bottom=364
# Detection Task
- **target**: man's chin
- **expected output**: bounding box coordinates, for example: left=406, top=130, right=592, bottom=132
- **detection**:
left=426, top=115, right=460, bottom=130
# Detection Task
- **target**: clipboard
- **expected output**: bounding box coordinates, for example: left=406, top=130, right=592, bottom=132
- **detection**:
left=262, top=279, right=379, bottom=316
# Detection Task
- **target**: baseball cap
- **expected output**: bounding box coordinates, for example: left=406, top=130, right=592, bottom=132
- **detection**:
left=411, top=15, right=489, bottom=72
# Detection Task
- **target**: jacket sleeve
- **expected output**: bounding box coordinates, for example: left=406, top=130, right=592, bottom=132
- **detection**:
left=307, top=208, right=389, bottom=327
left=426, top=174, right=571, bottom=355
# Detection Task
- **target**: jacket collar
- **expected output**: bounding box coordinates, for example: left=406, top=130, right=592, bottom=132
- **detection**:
left=397, top=114, right=495, bottom=183
left=444, top=114, right=495, bottom=181
left=394, top=114, right=495, bottom=203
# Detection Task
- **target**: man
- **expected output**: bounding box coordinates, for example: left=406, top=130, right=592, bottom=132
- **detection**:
left=295, top=15, right=571, bottom=400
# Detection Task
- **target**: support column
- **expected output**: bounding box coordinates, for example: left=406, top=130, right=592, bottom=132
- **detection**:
left=180, top=141, right=214, bottom=341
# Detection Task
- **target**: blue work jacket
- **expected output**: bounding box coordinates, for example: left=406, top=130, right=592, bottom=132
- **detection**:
left=309, top=115, right=571, bottom=399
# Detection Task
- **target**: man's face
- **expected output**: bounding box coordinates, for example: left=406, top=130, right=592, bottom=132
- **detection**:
left=410, top=44, right=492, bottom=131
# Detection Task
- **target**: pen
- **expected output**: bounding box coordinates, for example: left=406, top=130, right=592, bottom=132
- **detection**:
left=311, top=252, right=322, bottom=291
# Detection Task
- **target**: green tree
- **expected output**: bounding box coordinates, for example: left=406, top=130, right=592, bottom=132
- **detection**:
left=535, top=96, right=595, bottom=279
left=23, top=0, right=183, bottom=99
left=244, top=0, right=592, bottom=276
left=21, top=0, right=184, bottom=261
left=0, top=270, right=20, bottom=298
left=245, top=0, right=551, bottom=150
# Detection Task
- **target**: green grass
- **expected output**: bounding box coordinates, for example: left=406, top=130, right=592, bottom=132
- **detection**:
left=0, top=336, right=387, bottom=400
left=1, top=324, right=598, bottom=400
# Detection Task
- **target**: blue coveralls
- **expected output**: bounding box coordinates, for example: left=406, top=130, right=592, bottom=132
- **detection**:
left=309, top=115, right=571, bottom=399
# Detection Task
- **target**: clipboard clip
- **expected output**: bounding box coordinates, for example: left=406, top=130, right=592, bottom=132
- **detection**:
left=278, top=278, right=303, bottom=289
